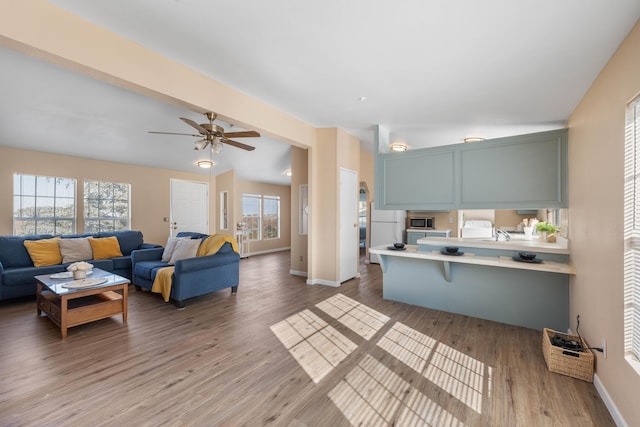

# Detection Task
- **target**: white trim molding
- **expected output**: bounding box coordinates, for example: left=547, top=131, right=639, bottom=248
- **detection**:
left=306, top=278, right=340, bottom=287
left=594, top=373, right=627, bottom=427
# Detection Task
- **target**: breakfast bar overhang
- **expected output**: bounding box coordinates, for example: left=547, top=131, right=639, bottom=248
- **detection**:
left=369, top=237, right=575, bottom=331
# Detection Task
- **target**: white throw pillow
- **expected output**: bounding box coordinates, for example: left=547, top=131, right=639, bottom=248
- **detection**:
left=168, top=239, right=201, bottom=265
left=161, top=236, right=186, bottom=263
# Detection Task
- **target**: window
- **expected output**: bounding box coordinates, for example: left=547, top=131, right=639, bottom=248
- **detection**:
left=13, top=174, right=76, bottom=235
left=300, top=184, right=309, bottom=235
left=84, top=180, right=130, bottom=232
left=241, top=193, right=281, bottom=241
left=220, top=191, right=229, bottom=230
left=624, top=93, right=640, bottom=371
left=263, top=195, right=280, bottom=239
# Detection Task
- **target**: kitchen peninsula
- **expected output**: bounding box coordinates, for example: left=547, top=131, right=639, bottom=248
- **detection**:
left=369, top=236, right=573, bottom=331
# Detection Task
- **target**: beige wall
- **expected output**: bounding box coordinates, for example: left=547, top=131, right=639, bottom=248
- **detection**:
left=567, top=19, right=640, bottom=425
left=0, top=146, right=214, bottom=246
left=308, top=128, right=361, bottom=284
left=360, top=150, right=374, bottom=200
left=494, top=210, right=533, bottom=229
left=309, top=129, right=339, bottom=283
left=290, top=146, right=309, bottom=274
left=235, top=179, right=291, bottom=254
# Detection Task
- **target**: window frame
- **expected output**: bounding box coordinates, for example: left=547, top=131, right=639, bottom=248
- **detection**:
left=83, top=179, right=131, bottom=233
left=13, top=173, right=77, bottom=235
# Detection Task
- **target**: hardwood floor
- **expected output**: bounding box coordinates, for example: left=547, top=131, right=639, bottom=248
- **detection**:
left=0, top=250, right=614, bottom=426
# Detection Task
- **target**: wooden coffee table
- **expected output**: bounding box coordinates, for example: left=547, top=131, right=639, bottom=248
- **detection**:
left=35, top=268, right=129, bottom=338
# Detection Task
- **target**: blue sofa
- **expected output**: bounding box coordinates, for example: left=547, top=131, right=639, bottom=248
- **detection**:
left=131, top=232, right=240, bottom=308
left=0, top=230, right=161, bottom=300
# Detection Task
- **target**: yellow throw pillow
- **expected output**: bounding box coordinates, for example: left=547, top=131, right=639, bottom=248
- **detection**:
left=23, top=237, right=62, bottom=267
left=89, top=236, right=123, bottom=260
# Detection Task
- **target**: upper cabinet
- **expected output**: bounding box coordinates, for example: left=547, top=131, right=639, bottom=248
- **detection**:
left=374, top=128, right=567, bottom=211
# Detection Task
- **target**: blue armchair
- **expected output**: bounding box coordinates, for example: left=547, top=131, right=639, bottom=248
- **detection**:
left=131, top=232, right=240, bottom=308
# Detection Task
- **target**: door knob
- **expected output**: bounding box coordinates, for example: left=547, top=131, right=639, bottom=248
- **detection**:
left=353, top=223, right=358, bottom=228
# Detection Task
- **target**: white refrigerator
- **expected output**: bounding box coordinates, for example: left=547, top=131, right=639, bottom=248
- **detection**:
left=369, top=203, right=406, bottom=264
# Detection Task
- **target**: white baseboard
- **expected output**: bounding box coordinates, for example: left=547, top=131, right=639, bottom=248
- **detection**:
left=593, top=373, right=627, bottom=427
left=306, top=278, right=340, bottom=287
left=289, top=269, right=308, bottom=277
left=566, top=328, right=627, bottom=426
left=242, top=246, right=290, bottom=258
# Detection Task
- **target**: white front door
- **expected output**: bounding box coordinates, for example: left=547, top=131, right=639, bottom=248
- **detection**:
left=339, top=168, right=359, bottom=283
left=170, top=179, right=209, bottom=236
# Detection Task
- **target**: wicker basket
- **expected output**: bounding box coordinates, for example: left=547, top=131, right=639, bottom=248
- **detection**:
left=542, top=328, right=594, bottom=382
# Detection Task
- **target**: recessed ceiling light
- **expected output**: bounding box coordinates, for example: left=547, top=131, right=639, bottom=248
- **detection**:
left=283, top=169, right=292, bottom=176
left=390, top=142, right=408, bottom=152
left=196, top=160, right=214, bottom=169
left=463, top=136, right=486, bottom=143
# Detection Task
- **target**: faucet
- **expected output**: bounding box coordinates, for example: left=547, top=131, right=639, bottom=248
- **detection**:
left=495, top=228, right=511, bottom=241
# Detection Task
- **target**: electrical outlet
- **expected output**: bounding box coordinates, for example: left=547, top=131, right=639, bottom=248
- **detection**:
left=602, top=338, right=607, bottom=358
left=448, top=217, right=453, bottom=223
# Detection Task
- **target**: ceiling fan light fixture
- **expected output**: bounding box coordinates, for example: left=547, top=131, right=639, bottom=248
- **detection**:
left=196, top=160, right=214, bottom=169
left=212, top=139, right=223, bottom=154
left=390, top=142, right=408, bottom=152
left=194, top=139, right=207, bottom=150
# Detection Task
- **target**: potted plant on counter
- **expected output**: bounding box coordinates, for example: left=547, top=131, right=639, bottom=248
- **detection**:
left=536, top=222, right=558, bottom=243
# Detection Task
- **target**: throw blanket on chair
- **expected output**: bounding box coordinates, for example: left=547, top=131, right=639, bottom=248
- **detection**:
left=152, top=234, right=239, bottom=302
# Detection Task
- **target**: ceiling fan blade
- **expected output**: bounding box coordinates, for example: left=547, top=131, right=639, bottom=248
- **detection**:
left=180, top=117, right=209, bottom=135
left=223, top=131, right=260, bottom=139
left=222, top=138, right=255, bottom=151
left=149, top=131, right=201, bottom=137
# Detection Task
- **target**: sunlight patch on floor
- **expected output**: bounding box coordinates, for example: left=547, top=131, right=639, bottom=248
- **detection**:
left=270, top=309, right=357, bottom=383
left=316, top=293, right=390, bottom=340
left=377, top=321, right=437, bottom=373
left=328, top=354, right=464, bottom=426
left=424, top=342, right=486, bottom=414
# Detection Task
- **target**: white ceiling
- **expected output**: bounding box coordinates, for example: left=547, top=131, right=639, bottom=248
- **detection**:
left=2, top=1, right=639, bottom=184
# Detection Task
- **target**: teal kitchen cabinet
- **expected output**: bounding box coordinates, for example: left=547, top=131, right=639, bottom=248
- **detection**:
left=379, top=147, right=456, bottom=211
left=459, top=130, right=567, bottom=208
left=407, top=231, right=426, bottom=245
left=374, top=128, right=567, bottom=211
left=407, top=230, right=451, bottom=244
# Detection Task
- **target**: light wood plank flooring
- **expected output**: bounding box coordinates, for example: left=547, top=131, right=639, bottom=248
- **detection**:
left=0, top=250, right=614, bottom=426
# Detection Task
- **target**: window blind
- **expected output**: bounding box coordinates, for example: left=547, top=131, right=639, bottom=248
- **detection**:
left=624, top=95, right=640, bottom=362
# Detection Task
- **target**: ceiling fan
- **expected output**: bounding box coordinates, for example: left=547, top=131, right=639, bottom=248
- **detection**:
left=149, top=112, right=259, bottom=153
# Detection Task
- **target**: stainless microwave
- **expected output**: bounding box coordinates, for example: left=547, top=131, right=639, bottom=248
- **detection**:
left=409, top=217, right=434, bottom=229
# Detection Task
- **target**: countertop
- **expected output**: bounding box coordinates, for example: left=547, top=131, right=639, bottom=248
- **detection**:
left=416, top=235, right=570, bottom=255
left=369, top=244, right=575, bottom=275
